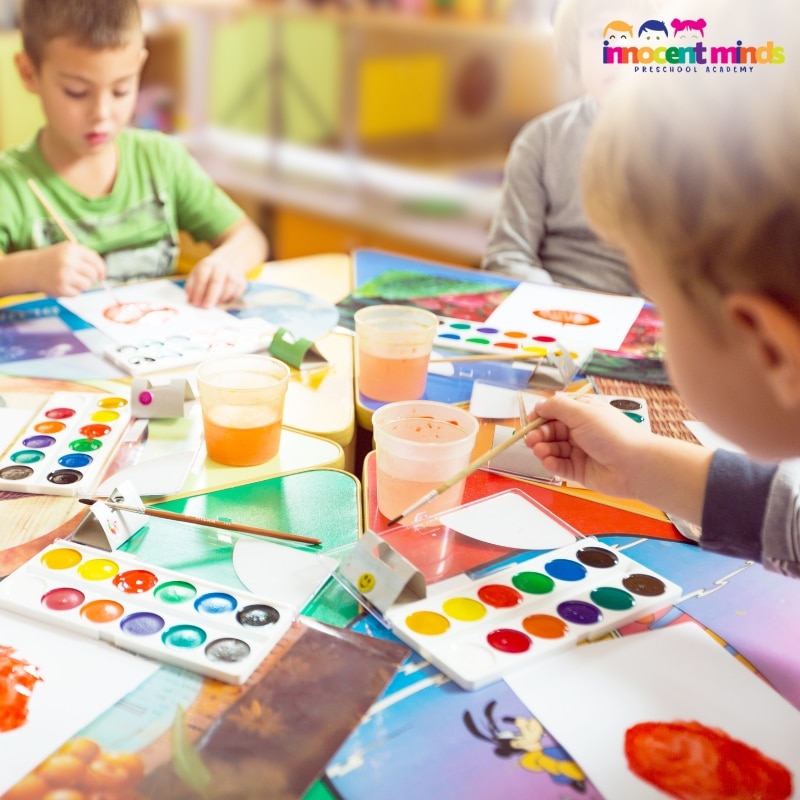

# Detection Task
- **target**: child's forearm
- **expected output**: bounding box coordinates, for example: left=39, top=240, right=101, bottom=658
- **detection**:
left=0, top=250, right=47, bottom=295
left=629, top=436, right=714, bottom=526
left=210, top=219, right=268, bottom=275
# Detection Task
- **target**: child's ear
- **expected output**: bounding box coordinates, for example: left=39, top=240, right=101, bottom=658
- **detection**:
left=139, top=48, right=149, bottom=71
left=14, top=51, right=39, bottom=94
left=723, top=292, right=800, bottom=410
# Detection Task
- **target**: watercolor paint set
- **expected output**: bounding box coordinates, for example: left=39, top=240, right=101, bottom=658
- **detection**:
left=0, top=541, right=296, bottom=684
left=103, top=317, right=275, bottom=376
left=383, top=537, right=682, bottom=690
left=434, top=316, right=591, bottom=364
left=0, top=391, right=132, bottom=497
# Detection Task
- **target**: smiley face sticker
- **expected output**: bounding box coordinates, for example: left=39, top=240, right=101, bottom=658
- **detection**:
left=357, top=572, right=376, bottom=593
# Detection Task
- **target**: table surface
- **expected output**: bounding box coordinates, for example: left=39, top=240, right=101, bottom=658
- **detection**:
left=3, top=251, right=796, bottom=800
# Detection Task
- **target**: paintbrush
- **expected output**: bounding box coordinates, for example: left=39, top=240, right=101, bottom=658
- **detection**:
left=385, top=382, right=593, bottom=526
left=78, top=498, right=322, bottom=546
left=27, top=178, right=121, bottom=304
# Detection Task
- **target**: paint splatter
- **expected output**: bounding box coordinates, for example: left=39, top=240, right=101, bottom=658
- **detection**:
left=0, top=645, right=43, bottom=732
left=103, top=302, right=178, bottom=326
left=625, top=720, right=793, bottom=800
left=533, top=309, right=600, bottom=326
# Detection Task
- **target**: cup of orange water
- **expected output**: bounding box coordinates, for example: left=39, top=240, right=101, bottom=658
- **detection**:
left=354, top=305, right=438, bottom=402
left=372, top=400, right=479, bottom=521
left=196, top=354, right=290, bottom=467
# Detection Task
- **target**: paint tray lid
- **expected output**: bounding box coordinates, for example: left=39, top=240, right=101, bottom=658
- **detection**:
left=379, top=490, right=583, bottom=585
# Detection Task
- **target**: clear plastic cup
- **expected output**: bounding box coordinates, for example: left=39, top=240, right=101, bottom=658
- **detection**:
left=354, top=305, right=438, bottom=402
left=372, top=400, right=479, bottom=520
left=196, top=354, right=290, bottom=466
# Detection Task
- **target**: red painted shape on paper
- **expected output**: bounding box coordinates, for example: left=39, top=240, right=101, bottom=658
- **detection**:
left=0, top=645, right=43, bottom=732
left=625, top=720, right=792, bottom=800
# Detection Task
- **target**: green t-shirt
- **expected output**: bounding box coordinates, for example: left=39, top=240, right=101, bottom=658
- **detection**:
left=0, top=128, right=244, bottom=282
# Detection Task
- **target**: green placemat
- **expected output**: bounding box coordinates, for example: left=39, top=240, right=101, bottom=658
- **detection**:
left=121, top=468, right=362, bottom=624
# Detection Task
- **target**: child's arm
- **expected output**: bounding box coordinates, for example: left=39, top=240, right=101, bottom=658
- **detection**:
left=183, top=217, right=268, bottom=308
left=481, top=121, right=553, bottom=284
left=0, top=243, right=107, bottom=297
left=524, top=393, right=713, bottom=525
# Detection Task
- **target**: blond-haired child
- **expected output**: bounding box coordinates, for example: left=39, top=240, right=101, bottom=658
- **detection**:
left=525, top=23, right=800, bottom=576
left=0, top=0, right=267, bottom=307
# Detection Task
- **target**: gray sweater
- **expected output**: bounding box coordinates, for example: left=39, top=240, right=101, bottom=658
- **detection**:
left=702, top=450, right=800, bottom=577
left=481, top=95, right=639, bottom=297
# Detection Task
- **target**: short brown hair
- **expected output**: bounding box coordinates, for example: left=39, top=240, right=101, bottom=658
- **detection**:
left=18, top=0, right=142, bottom=67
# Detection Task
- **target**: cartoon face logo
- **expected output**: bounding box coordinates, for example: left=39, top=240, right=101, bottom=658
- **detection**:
left=671, top=17, right=707, bottom=38
left=603, top=20, right=634, bottom=41
left=638, top=19, right=669, bottom=41
left=357, top=572, right=376, bottom=593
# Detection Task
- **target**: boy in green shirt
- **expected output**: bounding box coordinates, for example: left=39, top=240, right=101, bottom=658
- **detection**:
left=0, top=0, right=267, bottom=307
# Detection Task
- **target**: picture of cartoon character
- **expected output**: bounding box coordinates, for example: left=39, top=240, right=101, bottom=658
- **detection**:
left=603, top=19, right=634, bottom=40
left=464, top=700, right=587, bottom=792
left=638, top=19, right=670, bottom=40
left=671, top=17, right=708, bottom=38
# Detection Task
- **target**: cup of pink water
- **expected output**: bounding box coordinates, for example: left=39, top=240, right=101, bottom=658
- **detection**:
left=372, top=400, right=479, bottom=521
left=354, top=305, right=438, bottom=402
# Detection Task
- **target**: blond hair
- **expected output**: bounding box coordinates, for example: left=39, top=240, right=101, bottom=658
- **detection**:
left=18, top=0, right=142, bottom=68
left=582, top=64, right=800, bottom=315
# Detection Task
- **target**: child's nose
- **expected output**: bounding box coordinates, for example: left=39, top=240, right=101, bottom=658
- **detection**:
left=90, top=93, right=113, bottom=122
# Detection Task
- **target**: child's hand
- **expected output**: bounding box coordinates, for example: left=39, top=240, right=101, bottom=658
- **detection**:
left=524, top=392, right=655, bottom=498
left=184, top=256, right=247, bottom=308
left=34, top=242, right=108, bottom=297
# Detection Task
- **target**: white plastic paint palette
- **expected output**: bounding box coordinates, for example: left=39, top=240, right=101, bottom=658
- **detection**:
left=103, top=317, right=274, bottom=376
left=385, top=538, right=682, bottom=690
left=0, top=542, right=295, bottom=684
left=0, top=391, right=131, bottom=496
left=435, top=316, right=583, bottom=360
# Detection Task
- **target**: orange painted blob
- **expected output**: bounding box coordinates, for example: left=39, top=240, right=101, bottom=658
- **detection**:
left=0, top=645, right=43, bottom=732
left=34, top=420, right=66, bottom=434
left=81, top=599, right=125, bottom=623
left=533, top=309, right=600, bottom=326
left=522, top=613, right=568, bottom=639
left=103, top=302, right=178, bottom=325
left=625, top=720, right=793, bottom=800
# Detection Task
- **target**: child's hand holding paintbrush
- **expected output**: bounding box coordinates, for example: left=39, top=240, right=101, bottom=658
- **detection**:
left=386, top=383, right=593, bottom=526
left=26, top=178, right=114, bottom=299
left=524, top=389, right=712, bottom=526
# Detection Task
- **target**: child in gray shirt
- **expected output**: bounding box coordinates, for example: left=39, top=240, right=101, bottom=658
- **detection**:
left=481, top=0, right=661, bottom=296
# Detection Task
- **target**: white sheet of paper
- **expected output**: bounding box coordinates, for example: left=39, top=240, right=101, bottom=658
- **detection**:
left=505, top=623, right=800, bottom=800
left=469, top=382, right=530, bottom=420
left=232, top=539, right=338, bottom=611
left=437, top=492, right=576, bottom=550
left=59, top=280, right=235, bottom=346
left=485, top=426, right=556, bottom=483
left=0, top=613, right=158, bottom=793
left=485, top=283, right=644, bottom=353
